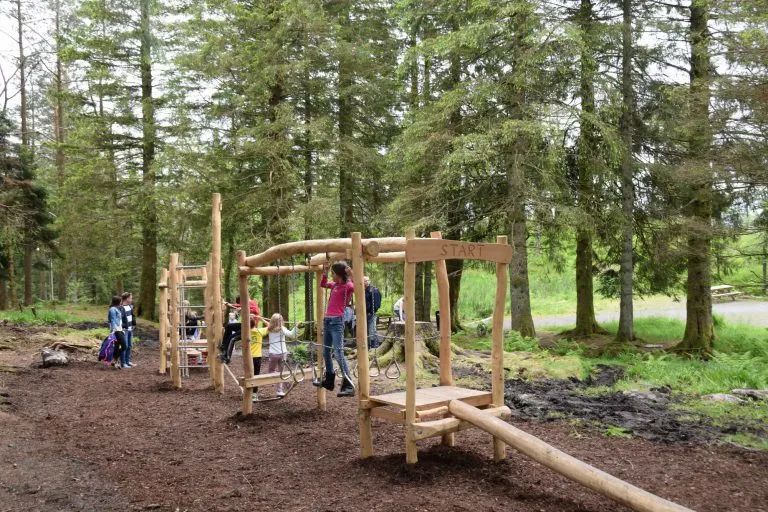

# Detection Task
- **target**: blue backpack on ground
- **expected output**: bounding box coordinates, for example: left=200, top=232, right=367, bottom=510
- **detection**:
left=99, top=333, right=117, bottom=363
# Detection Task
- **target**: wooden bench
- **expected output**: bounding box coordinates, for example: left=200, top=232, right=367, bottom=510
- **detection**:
left=710, top=285, right=743, bottom=301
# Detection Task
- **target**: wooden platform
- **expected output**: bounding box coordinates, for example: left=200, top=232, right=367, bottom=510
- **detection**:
left=369, top=386, right=493, bottom=411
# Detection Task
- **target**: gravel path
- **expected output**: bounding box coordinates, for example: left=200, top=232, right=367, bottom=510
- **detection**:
left=504, top=299, right=768, bottom=329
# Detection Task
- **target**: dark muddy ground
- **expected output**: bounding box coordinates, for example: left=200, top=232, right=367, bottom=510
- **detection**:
left=505, top=364, right=768, bottom=444
left=1, top=323, right=767, bottom=512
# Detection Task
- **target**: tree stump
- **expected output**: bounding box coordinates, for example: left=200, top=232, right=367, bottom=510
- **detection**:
left=41, top=348, right=69, bottom=368
left=374, top=321, right=440, bottom=370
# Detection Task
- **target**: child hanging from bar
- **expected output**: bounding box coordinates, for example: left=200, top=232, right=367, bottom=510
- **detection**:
left=265, top=313, right=299, bottom=397
left=315, top=261, right=355, bottom=397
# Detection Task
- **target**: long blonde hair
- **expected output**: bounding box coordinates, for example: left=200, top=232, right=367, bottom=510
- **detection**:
left=267, top=313, right=284, bottom=333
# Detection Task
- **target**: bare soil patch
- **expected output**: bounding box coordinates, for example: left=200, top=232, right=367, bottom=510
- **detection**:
left=0, top=324, right=766, bottom=511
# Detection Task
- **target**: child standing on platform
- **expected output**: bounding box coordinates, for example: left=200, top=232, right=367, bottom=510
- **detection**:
left=265, top=313, right=298, bottom=397
left=316, top=261, right=355, bottom=397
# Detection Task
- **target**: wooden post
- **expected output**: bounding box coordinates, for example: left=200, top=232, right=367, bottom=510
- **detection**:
left=449, top=400, right=693, bottom=512
left=169, top=253, right=182, bottom=389
left=238, top=250, right=255, bottom=415
left=211, top=193, right=225, bottom=394
left=353, top=232, right=373, bottom=457
left=205, top=260, right=215, bottom=387
left=158, top=268, right=169, bottom=375
left=315, top=269, right=326, bottom=410
left=491, top=235, right=508, bottom=460
left=431, top=231, right=455, bottom=447
left=404, top=230, right=418, bottom=464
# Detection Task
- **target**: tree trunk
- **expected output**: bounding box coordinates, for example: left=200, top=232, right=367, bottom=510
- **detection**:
left=762, top=235, right=767, bottom=295
left=679, top=1, right=714, bottom=355
left=423, top=261, right=432, bottom=322
left=572, top=0, right=603, bottom=337
left=23, top=244, right=32, bottom=305
left=446, top=258, right=463, bottom=332
left=375, top=321, right=441, bottom=370
left=57, top=272, right=67, bottom=302
left=17, top=0, right=28, bottom=151
left=137, top=0, right=157, bottom=320
left=53, top=0, right=65, bottom=303
left=414, top=262, right=424, bottom=321
left=508, top=155, right=535, bottom=338
left=337, top=4, right=354, bottom=237
left=224, top=234, right=235, bottom=302
left=17, top=1, right=33, bottom=307
left=0, top=279, right=7, bottom=310
left=7, top=245, right=17, bottom=309
left=616, top=0, right=635, bottom=343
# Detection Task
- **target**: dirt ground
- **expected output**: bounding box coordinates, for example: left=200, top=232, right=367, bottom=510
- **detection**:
left=1, top=324, right=767, bottom=512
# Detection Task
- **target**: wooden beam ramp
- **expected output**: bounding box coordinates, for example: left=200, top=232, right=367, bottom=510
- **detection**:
left=448, top=400, right=694, bottom=512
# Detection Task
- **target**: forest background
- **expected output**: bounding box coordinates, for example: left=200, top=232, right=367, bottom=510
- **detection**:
left=1, top=0, right=766, bottom=356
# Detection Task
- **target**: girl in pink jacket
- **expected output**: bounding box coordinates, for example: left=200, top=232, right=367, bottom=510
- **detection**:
left=315, top=261, right=355, bottom=396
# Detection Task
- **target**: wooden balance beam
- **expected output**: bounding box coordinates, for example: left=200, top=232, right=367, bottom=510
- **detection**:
left=449, top=400, right=693, bottom=512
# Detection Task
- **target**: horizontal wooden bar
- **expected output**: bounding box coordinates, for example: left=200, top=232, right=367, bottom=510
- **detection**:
left=181, top=268, right=206, bottom=278
left=241, top=371, right=299, bottom=388
left=415, top=405, right=449, bottom=420
left=370, top=407, right=405, bottom=423
left=239, top=264, right=321, bottom=276
left=410, top=406, right=511, bottom=441
left=178, top=281, right=208, bottom=288
left=245, top=237, right=405, bottom=267
left=366, top=251, right=406, bottom=263
left=406, top=239, right=513, bottom=264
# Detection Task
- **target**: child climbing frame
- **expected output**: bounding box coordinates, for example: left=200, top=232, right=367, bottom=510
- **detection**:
left=234, top=231, right=513, bottom=463
left=156, top=193, right=225, bottom=393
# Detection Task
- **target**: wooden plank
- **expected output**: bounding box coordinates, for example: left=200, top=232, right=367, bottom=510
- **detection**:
left=245, top=237, right=401, bottom=267
left=449, top=400, right=693, bottom=512
left=370, top=407, right=405, bottom=423
left=404, top=230, right=418, bottom=464
left=169, top=254, right=182, bottom=389
left=181, top=267, right=206, bottom=278
left=239, top=264, right=321, bottom=276
left=365, top=252, right=406, bottom=263
left=406, top=239, right=513, bottom=264
left=411, top=406, right=511, bottom=441
left=415, top=405, right=449, bottom=420
left=353, top=232, right=373, bottom=458
left=492, top=234, right=509, bottom=461
left=211, top=193, right=225, bottom=394
left=431, top=231, right=454, bottom=447
left=315, top=270, right=326, bottom=410
left=205, top=261, right=215, bottom=388
left=370, top=386, right=492, bottom=409
left=238, top=251, right=254, bottom=415
left=241, top=371, right=296, bottom=388
left=158, top=267, right=169, bottom=375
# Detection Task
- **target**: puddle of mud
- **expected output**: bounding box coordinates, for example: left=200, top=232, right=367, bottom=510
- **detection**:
left=505, top=365, right=767, bottom=445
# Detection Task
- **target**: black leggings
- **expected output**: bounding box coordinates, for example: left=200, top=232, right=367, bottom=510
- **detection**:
left=219, top=323, right=242, bottom=363
left=113, top=331, right=126, bottom=362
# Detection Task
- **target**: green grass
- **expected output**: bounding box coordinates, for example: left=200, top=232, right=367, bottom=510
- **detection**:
left=0, top=307, right=85, bottom=325
left=604, top=425, right=632, bottom=438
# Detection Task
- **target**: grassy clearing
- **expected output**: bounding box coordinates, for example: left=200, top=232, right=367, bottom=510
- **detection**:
left=0, top=307, right=86, bottom=325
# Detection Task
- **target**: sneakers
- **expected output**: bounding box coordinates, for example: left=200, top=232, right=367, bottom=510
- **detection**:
left=337, top=377, right=355, bottom=397
left=276, top=390, right=286, bottom=397
left=251, top=392, right=259, bottom=403
left=127, top=362, right=136, bottom=368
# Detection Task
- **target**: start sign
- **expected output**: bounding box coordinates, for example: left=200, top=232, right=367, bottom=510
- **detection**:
left=405, top=239, right=513, bottom=264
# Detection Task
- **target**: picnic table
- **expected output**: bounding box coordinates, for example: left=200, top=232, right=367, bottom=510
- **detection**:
left=710, top=284, right=743, bottom=301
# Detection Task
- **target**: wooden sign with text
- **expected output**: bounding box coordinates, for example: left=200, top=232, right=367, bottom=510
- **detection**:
left=406, top=239, right=513, bottom=264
